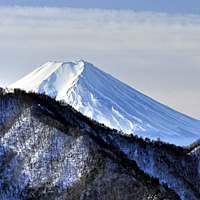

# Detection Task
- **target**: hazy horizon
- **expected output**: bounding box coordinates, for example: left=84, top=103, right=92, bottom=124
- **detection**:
left=0, top=2, right=200, bottom=120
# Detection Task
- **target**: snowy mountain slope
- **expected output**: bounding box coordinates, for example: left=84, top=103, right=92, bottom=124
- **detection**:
left=0, top=90, right=199, bottom=200
left=0, top=90, right=184, bottom=200
left=9, top=60, right=200, bottom=146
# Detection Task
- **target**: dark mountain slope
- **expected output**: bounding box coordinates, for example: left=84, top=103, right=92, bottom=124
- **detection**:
left=0, top=88, right=199, bottom=200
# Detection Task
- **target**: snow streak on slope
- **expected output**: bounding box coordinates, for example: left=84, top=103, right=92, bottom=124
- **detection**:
left=9, top=60, right=200, bottom=146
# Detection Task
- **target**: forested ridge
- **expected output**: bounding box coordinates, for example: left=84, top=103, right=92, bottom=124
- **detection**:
left=0, top=88, right=199, bottom=200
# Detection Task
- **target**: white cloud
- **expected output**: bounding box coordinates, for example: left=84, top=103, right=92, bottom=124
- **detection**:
left=0, top=6, right=200, bottom=119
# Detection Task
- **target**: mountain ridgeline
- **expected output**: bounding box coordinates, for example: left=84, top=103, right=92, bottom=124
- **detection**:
left=0, top=88, right=200, bottom=200
left=9, top=60, right=200, bottom=146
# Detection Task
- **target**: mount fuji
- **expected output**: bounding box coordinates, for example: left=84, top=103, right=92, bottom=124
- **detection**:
left=9, top=60, right=200, bottom=146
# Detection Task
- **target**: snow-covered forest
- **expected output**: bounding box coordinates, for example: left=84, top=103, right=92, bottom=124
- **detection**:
left=0, top=88, right=199, bottom=199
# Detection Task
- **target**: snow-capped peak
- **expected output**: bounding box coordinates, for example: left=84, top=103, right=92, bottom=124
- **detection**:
left=9, top=60, right=200, bottom=146
left=10, top=60, right=85, bottom=96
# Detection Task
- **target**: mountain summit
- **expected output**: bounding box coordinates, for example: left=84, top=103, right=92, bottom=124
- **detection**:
left=9, top=60, right=200, bottom=145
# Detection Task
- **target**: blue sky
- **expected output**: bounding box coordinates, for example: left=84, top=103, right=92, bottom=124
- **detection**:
left=0, top=2, right=200, bottom=119
left=1, top=0, right=200, bottom=14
